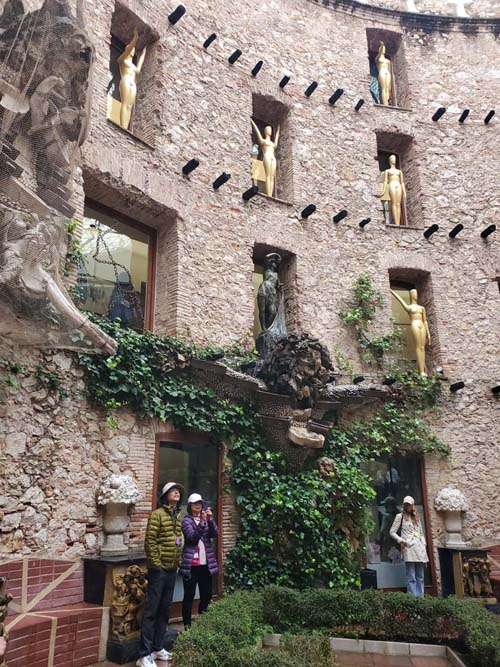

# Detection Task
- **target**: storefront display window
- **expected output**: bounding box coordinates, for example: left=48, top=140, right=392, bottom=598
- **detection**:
left=363, top=456, right=431, bottom=589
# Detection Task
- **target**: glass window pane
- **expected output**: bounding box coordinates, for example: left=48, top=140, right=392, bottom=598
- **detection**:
left=362, top=456, right=431, bottom=589
left=157, top=440, right=219, bottom=602
left=78, top=205, right=150, bottom=329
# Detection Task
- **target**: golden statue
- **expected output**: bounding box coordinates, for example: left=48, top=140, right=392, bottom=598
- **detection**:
left=375, top=41, right=392, bottom=106
left=118, top=30, right=146, bottom=130
left=380, top=155, right=406, bottom=226
left=250, top=118, right=280, bottom=197
left=390, top=289, right=431, bottom=375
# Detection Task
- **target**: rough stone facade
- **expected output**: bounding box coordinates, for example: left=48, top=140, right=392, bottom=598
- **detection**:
left=1, top=0, right=499, bottom=590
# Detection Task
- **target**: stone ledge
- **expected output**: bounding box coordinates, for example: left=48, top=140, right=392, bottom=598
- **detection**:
left=106, top=119, right=155, bottom=150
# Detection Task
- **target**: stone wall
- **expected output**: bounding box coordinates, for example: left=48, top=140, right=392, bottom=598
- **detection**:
left=351, top=0, right=500, bottom=19
left=1, top=0, right=499, bottom=580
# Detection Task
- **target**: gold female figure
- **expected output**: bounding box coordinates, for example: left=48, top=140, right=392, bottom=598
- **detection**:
left=250, top=118, right=280, bottom=197
left=380, top=155, right=406, bottom=226
left=375, top=41, right=392, bottom=106
left=391, top=289, right=431, bottom=375
left=118, top=30, right=147, bottom=130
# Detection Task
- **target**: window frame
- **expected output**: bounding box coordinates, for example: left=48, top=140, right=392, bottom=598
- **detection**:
left=83, top=198, right=157, bottom=331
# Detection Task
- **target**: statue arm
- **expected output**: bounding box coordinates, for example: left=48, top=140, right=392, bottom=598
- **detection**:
left=400, top=170, right=407, bottom=198
left=118, top=30, right=138, bottom=65
left=257, top=290, right=267, bottom=330
left=423, top=307, right=431, bottom=346
left=250, top=118, right=264, bottom=146
left=390, top=289, right=410, bottom=313
left=274, top=125, right=281, bottom=147
left=137, top=46, right=147, bottom=73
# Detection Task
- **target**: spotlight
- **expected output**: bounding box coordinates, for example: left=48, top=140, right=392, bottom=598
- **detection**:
left=383, top=377, right=396, bottom=386
left=354, top=98, right=365, bottom=111
left=242, top=185, right=258, bottom=201
left=432, top=107, right=446, bottom=121
left=423, top=224, right=439, bottom=238
left=353, top=376, right=365, bottom=384
left=279, top=75, right=290, bottom=89
left=450, top=381, right=465, bottom=393
left=484, top=110, right=495, bottom=124
left=228, top=49, right=242, bottom=65
left=203, top=33, right=217, bottom=49
left=458, top=109, right=470, bottom=123
left=449, top=224, right=464, bottom=238
left=251, top=60, right=263, bottom=77
left=168, top=4, right=186, bottom=25
left=329, top=88, right=344, bottom=105
left=182, top=159, right=199, bottom=176
left=212, top=172, right=231, bottom=189
left=492, top=385, right=500, bottom=395
left=481, top=224, right=496, bottom=239
left=301, top=204, right=316, bottom=219
left=359, top=218, right=371, bottom=228
left=333, top=210, right=348, bottom=223
left=304, top=81, right=318, bottom=97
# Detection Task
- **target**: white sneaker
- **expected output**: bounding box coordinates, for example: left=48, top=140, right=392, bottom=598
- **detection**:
left=152, top=649, right=173, bottom=661
left=136, top=656, right=158, bottom=667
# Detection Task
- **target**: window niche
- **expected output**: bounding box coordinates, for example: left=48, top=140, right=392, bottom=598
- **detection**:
left=252, top=244, right=297, bottom=344
left=376, top=132, right=422, bottom=228
left=251, top=94, right=293, bottom=202
left=366, top=28, right=410, bottom=109
left=388, top=268, right=438, bottom=374
left=107, top=4, right=158, bottom=145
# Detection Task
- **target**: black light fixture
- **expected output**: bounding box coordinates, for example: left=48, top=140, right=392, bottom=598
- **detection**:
left=383, top=377, right=396, bottom=386
left=333, top=210, right=348, bottom=223
left=279, top=75, right=290, bottom=89
left=242, top=185, right=258, bottom=201
left=182, top=159, right=199, bottom=176
left=304, top=81, right=318, bottom=97
left=228, top=49, right=242, bottom=65
left=481, top=224, right=496, bottom=239
left=423, top=224, right=439, bottom=238
left=353, top=376, right=365, bottom=384
left=484, top=110, right=495, bottom=124
left=458, top=109, right=470, bottom=123
left=450, top=381, right=465, bottom=393
left=251, top=60, right=263, bottom=77
left=329, top=88, right=344, bottom=105
left=359, top=218, right=371, bottom=228
left=203, top=33, right=217, bottom=49
left=492, top=385, right=500, bottom=396
left=168, top=4, right=186, bottom=25
left=354, top=98, right=365, bottom=111
left=301, top=204, right=316, bottom=219
left=432, top=107, right=446, bottom=121
left=212, top=172, right=231, bottom=189
left=449, top=223, right=464, bottom=238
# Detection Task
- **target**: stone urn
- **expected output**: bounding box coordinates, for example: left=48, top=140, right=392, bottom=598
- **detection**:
left=434, top=486, right=469, bottom=547
left=96, top=474, right=140, bottom=555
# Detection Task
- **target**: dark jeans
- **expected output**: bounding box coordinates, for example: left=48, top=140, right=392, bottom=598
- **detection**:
left=182, top=565, right=212, bottom=628
left=139, top=568, right=176, bottom=656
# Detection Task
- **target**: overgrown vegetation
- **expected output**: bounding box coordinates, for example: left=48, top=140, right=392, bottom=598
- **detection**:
left=77, top=315, right=447, bottom=591
left=173, top=587, right=500, bottom=667
left=339, top=273, right=401, bottom=366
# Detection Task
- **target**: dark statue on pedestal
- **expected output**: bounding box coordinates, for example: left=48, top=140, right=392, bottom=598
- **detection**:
left=256, top=252, right=287, bottom=357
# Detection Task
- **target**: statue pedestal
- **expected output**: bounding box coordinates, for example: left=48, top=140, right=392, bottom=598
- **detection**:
left=83, top=552, right=177, bottom=664
left=438, top=546, right=497, bottom=604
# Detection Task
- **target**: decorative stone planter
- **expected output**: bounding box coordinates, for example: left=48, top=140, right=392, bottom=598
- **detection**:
left=96, top=474, right=140, bottom=556
left=434, top=487, right=469, bottom=547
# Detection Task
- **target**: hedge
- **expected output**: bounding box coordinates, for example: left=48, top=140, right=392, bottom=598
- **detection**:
left=172, top=587, right=500, bottom=667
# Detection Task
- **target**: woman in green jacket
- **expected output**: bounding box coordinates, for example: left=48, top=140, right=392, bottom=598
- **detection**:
left=137, top=482, right=184, bottom=667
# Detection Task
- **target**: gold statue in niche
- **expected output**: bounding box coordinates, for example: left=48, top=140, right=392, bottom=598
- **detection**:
left=250, top=118, right=280, bottom=197
left=118, top=30, right=147, bottom=130
left=390, top=289, right=431, bottom=375
left=380, top=155, right=406, bottom=226
left=375, top=41, right=392, bottom=106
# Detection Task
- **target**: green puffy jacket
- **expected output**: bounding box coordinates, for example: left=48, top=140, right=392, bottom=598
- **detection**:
left=144, top=505, right=182, bottom=571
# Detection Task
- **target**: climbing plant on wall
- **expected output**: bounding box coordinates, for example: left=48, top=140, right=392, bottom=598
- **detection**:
left=77, top=315, right=447, bottom=591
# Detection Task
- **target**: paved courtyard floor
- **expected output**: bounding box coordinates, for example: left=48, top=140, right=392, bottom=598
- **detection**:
left=336, top=654, right=452, bottom=667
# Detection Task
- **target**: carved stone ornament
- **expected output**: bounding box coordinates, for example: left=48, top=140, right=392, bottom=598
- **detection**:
left=96, top=475, right=140, bottom=555
left=111, top=565, right=147, bottom=640
left=434, top=486, right=468, bottom=547
left=462, top=557, right=494, bottom=598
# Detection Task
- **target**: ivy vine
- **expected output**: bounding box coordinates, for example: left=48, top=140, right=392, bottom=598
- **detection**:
left=76, top=315, right=447, bottom=591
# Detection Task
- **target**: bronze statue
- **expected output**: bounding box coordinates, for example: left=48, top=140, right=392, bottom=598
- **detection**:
left=250, top=119, right=280, bottom=197
left=380, top=155, right=406, bottom=226
left=375, top=41, right=392, bottom=106
left=390, top=289, right=430, bottom=375
left=256, top=253, right=287, bottom=357
left=118, top=30, right=147, bottom=130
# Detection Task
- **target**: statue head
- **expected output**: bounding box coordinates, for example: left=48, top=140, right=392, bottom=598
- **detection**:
left=389, top=154, right=397, bottom=167
left=264, top=125, right=272, bottom=138
left=264, top=252, right=281, bottom=272
left=378, top=41, right=386, bottom=54
left=409, top=288, right=418, bottom=303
